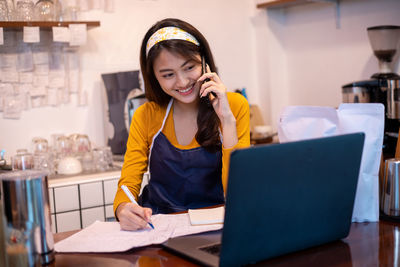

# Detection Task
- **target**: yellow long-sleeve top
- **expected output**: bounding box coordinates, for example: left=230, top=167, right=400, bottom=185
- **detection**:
left=113, top=92, right=250, bottom=213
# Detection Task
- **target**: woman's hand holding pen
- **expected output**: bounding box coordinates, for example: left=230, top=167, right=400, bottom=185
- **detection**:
left=116, top=202, right=153, bottom=231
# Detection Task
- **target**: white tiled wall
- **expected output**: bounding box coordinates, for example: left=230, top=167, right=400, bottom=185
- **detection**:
left=56, top=211, right=81, bottom=232
left=49, top=177, right=120, bottom=233
left=82, top=207, right=105, bottom=228
left=105, top=204, right=114, bottom=221
left=104, top=179, right=118, bottom=205
left=80, top=182, right=104, bottom=208
left=54, top=185, right=80, bottom=213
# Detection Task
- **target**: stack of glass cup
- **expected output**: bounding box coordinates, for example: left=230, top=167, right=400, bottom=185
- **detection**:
left=11, top=134, right=114, bottom=175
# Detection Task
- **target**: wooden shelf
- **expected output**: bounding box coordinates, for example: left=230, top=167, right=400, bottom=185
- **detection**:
left=0, top=21, right=100, bottom=29
left=257, top=0, right=309, bottom=9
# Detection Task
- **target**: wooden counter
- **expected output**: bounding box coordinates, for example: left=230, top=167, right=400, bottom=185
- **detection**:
left=52, top=220, right=399, bottom=266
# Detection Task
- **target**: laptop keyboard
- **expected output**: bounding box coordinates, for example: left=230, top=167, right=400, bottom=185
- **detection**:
left=199, top=243, right=221, bottom=256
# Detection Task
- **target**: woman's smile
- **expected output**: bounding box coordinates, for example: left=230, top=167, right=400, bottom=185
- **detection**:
left=177, top=84, right=195, bottom=95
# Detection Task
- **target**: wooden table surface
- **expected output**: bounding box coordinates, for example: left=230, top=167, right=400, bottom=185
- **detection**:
left=51, top=220, right=400, bottom=267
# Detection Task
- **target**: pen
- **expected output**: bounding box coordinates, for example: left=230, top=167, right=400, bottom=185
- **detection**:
left=121, top=185, right=154, bottom=229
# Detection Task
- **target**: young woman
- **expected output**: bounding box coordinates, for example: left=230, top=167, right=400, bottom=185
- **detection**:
left=114, top=18, right=250, bottom=230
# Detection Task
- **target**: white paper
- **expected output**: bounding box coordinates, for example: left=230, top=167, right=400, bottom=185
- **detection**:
left=49, top=70, right=65, bottom=87
left=68, top=69, right=79, bottom=93
left=52, top=27, right=70, bottom=43
left=3, top=94, right=22, bottom=119
left=30, top=86, right=46, bottom=97
left=23, top=27, right=40, bottom=43
left=78, top=90, right=87, bottom=106
left=33, top=75, right=49, bottom=87
left=1, top=53, right=17, bottom=68
left=188, top=206, right=225, bottom=225
left=18, top=92, right=30, bottom=110
left=33, top=51, right=49, bottom=65
left=19, top=72, right=34, bottom=83
left=0, top=83, right=14, bottom=95
left=0, top=28, right=3, bottom=45
left=2, top=69, right=19, bottom=83
left=55, top=213, right=222, bottom=253
left=17, top=50, right=34, bottom=72
left=61, top=87, right=70, bottom=103
left=17, top=83, right=33, bottom=95
left=69, top=24, right=87, bottom=46
left=66, top=50, right=79, bottom=70
left=47, top=87, right=60, bottom=106
left=34, top=64, right=49, bottom=75
left=31, top=96, right=45, bottom=108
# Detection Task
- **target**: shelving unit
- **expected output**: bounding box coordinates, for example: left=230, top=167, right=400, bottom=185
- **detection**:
left=256, top=0, right=341, bottom=28
left=0, top=21, right=100, bottom=29
left=257, top=0, right=309, bottom=9
left=257, top=0, right=339, bottom=9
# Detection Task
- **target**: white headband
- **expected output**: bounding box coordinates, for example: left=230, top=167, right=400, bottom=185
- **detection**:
left=146, top=26, right=200, bottom=56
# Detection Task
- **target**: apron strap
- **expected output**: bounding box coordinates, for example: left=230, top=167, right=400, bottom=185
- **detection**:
left=148, top=98, right=173, bottom=172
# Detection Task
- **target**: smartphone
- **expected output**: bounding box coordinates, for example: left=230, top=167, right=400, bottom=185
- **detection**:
left=201, top=56, right=216, bottom=103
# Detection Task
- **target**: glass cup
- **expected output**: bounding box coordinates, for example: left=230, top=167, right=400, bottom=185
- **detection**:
left=55, top=135, right=72, bottom=157
left=103, top=146, right=113, bottom=168
left=70, top=134, right=91, bottom=155
left=81, top=151, right=93, bottom=172
left=15, top=0, right=35, bottom=21
left=12, top=152, right=33, bottom=170
left=0, top=0, right=9, bottom=21
left=5, top=221, right=39, bottom=267
left=33, top=152, right=53, bottom=174
left=32, top=137, right=49, bottom=154
left=34, top=0, right=56, bottom=21
left=92, top=147, right=108, bottom=172
left=16, top=148, right=28, bottom=155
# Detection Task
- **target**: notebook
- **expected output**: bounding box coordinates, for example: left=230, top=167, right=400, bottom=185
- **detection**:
left=162, top=133, right=365, bottom=267
left=188, top=206, right=225, bottom=225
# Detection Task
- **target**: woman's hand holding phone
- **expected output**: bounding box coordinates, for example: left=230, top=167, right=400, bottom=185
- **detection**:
left=198, top=64, right=235, bottom=127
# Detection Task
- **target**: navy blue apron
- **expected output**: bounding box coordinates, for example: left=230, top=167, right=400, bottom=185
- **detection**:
left=139, top=99, right=225, bottom=214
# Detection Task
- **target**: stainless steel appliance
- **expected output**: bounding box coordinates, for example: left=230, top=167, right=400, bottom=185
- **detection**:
left=0, top=170, right=54, bottom=265
left=381, top=158, right=400, bottom=219
left=342, top=25, right=400, bottom=157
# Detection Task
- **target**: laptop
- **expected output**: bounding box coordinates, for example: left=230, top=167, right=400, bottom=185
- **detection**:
left=163, top=133, right=365, bottom=267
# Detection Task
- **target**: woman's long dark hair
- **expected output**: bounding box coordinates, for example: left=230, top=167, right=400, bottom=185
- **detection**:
left=140, top=18, right=221, bottom=152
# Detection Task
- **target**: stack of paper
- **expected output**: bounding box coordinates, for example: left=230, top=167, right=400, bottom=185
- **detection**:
left=55, top=213, right=223, bottom=253
left=188, top=206, right=225, bottom=225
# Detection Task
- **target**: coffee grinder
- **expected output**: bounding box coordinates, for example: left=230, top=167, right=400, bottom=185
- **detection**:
left=342, top=25, right=400, bottom=157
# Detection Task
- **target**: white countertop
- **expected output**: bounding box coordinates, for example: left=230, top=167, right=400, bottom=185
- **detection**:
left=48, top=168, right=121, bottom=188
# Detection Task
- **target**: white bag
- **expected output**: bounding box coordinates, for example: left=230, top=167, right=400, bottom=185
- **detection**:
left=278, top=104, right=384, bottom=222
